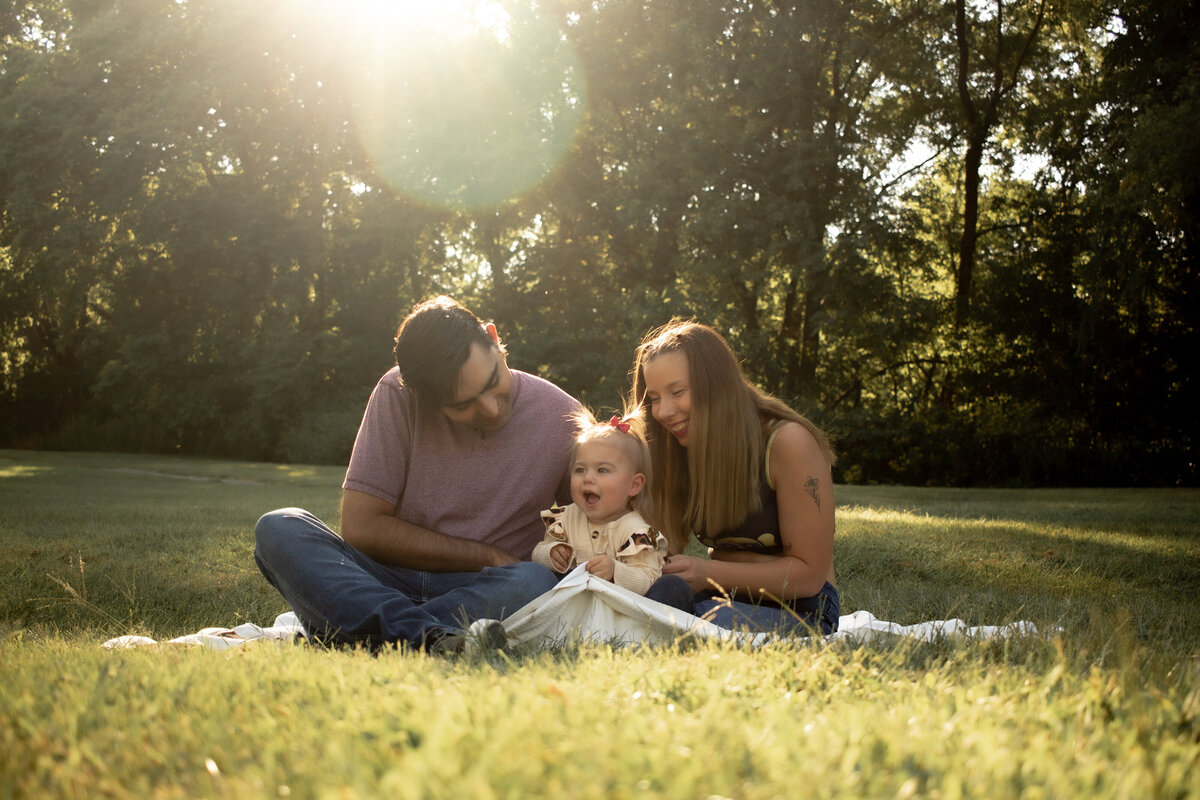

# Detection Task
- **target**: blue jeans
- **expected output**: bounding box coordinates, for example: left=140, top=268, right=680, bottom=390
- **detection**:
left=644, top=575, right=696, bottom=613
left=253, top=508, right=559, bottom=649
left=693, top=581, right=841, bottom=636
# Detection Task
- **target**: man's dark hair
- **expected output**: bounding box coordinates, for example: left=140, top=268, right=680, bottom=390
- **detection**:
left=393, top=296, right=498, bottom=403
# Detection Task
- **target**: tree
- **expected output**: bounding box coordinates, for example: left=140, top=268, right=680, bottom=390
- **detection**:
left=1, top=0, right=454, bottom=458
left=932, top=0, right=1050, bottom=329
left=1, top=0, right=1194, bottom=484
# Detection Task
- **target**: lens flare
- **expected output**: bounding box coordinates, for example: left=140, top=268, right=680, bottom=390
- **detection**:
left=346, top=2, right=587, bottom=211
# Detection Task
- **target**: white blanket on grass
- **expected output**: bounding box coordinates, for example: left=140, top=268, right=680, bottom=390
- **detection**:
left=102, top=566, right=1038, bottom=650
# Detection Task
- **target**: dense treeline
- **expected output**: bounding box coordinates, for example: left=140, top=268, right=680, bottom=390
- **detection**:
left=1, top=0, right=1196, bottom=486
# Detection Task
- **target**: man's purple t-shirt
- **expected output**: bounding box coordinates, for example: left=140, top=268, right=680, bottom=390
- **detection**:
left=343, top=367, right=581, bottom=560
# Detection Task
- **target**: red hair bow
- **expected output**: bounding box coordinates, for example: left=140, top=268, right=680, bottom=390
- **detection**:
left=608, top=415, right=630, bottom=433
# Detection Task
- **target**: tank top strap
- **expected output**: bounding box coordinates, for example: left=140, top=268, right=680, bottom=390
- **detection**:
left=763, top=420, right=787, bottom=492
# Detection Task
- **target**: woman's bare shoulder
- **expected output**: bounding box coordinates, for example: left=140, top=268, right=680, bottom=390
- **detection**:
left=769, top=421, right=831, bottom=473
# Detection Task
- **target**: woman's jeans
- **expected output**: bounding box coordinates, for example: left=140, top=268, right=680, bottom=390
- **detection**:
left=253, top=508, right=559, bottom=649
left=694, top=581, right=841, bottom=635
left=641, top=576, right=839, bottom=635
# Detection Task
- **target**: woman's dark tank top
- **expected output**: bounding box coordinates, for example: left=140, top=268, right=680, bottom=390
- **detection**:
left=693, top=424, right=786, bottom=554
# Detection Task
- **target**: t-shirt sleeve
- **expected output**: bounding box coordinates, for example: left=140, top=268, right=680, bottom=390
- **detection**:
left=342, top=373, right=412, bottom=507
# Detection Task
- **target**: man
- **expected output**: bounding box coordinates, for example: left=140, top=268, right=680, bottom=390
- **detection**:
left=254, top=296, right=580, bottom=652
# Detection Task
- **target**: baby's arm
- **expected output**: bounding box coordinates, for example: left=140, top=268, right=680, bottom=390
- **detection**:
left=612, top=529, right=668, bottom=595
left=549, top=543, right=575, bottom=572
left=532, top=506, right=577, bottom=574
left=532, top=539, right=576, bottom=573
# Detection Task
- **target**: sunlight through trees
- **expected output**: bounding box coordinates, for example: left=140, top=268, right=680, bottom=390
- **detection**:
left=1, top=0, right=1195, bottom=485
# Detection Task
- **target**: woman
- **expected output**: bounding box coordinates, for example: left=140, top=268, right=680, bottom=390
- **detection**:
left=633, top=320, right=840, bottom=635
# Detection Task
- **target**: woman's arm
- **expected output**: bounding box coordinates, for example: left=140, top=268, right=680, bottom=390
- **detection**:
left=661, top=422, right=834, bottom=600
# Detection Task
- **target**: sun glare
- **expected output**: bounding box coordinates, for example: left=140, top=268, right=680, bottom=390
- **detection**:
left=286, top=0, right=587, bottom=212
left=339, top=0, right=512, bottom=42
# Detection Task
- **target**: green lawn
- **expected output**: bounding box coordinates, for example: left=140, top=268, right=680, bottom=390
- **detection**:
left=2, top=449, right=1198, bottom=798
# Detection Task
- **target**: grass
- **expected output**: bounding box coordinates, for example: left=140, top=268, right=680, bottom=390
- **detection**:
left=1, top=448, right=1198, bottom=798
left=0, top=449, right=340, bottom=636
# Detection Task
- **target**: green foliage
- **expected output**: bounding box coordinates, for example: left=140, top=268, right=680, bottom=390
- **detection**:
left=1, top=1, right=1196, bottom=483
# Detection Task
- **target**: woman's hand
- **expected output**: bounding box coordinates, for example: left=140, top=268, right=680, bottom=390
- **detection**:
left=585, top=554, right=615, bottom=581
left=660, top=554, right=712, bottom=593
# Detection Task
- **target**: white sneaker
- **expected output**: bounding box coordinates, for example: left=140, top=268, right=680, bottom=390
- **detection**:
left=425, top=618, right=508, bottom=657
left=463, top=618, right=508, bottom=656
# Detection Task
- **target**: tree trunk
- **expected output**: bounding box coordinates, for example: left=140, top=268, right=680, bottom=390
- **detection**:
left=956, top=129, right=984, bottom=328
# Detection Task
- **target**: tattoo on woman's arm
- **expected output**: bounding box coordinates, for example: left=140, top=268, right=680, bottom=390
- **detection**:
left=804, top=476, right=822, bottom=510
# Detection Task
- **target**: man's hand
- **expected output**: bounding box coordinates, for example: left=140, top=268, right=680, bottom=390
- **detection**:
left=549, top=543, right=574, bottom=572
left=584, top=554, right=615, bottom=582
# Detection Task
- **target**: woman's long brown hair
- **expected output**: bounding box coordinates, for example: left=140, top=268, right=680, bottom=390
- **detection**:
left=629, top=320, right=835, bottom=554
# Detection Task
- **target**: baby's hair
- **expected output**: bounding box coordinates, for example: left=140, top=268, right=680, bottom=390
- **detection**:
left=570, top=407, right=653, bottom=514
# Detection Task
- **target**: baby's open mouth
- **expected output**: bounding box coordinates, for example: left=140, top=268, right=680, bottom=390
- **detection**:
left=583, top=491, right=600, bottom=505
